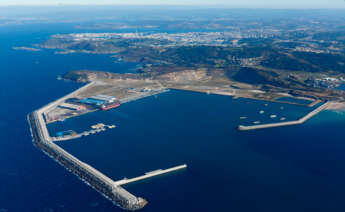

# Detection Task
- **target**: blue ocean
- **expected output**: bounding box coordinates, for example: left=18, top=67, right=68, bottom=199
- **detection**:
left=2, top=23, right=345, bottom=212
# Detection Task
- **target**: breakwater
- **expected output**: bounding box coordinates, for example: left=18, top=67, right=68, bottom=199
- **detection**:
left=26, top=82, right=183, bottom=211
left=28, top=112, right=147, bottom=210
left=238, top=102, right=329, bottom=131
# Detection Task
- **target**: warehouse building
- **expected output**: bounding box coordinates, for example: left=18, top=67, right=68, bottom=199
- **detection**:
left=79, top=98, right=105, bottom=106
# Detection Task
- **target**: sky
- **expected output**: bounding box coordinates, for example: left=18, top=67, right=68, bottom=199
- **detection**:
left=0, top=0, right=344, bottom=8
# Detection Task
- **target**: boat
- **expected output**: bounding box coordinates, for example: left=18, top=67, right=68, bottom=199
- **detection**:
left=253, top=121, right=261, bottom=124
left=101, top=102, right=120, bottom=111
left=240, top=116, right=247, bottom=120
left=259, top=110, right=265, bottom=114
left=270, top=115, right=277, bottom=118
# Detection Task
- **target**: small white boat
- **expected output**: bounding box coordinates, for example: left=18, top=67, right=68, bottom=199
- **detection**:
left=270, top=115, right=277, bottom=118
left=259, top=110, right=265, bottom=114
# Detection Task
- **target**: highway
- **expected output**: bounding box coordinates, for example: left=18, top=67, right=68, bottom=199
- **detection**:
left=238, top=102, right=329, bottom=131
left=115, top=164, right=187, bottom=186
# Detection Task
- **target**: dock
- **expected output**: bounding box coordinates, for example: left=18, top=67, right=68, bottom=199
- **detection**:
left=238, top=102, right=329, bottom=131
left=115, top=164, right=187, bottom=186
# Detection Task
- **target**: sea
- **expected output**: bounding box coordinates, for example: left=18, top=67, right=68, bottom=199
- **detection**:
left=2, top=23, right=345, bottom=212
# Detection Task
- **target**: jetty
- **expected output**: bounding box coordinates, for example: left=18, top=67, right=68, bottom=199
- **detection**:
left=238, top=101, right=329, bottom=131
left=115, top=164, right=187, bottom=186
left=27, top=82, right=184, bottom=211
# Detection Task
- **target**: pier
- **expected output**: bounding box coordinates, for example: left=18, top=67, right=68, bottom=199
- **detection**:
left=115, top=164, right=187, bottom=186
left=238, top=102, right=329, bottom=131
left=28, top=110, right=147, bottom=210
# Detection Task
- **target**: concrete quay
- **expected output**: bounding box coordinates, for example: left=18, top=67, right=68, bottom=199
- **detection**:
left=238, top=102, right=329, bottom=131
left=115, top=164, right=187, bottom=186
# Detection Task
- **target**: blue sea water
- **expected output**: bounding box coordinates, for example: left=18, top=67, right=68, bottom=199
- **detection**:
left=2, top=23, right=345, bottom=212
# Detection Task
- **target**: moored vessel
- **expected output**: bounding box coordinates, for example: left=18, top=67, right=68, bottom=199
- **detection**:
left=101, top=102, right=120, bottom=111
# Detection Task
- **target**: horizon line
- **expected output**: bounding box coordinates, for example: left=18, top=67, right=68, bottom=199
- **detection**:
left=0, top=3, right=345, bottom=9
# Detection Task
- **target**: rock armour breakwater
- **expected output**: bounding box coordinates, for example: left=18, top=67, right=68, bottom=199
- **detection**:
left=28, top=112, right=147, bottom=210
